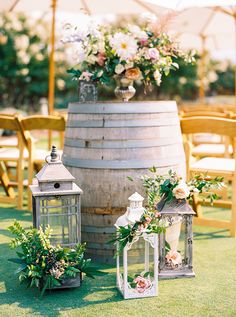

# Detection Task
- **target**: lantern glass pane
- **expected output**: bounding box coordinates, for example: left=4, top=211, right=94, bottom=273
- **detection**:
left=126, top=236, right=155, bottom=292
left=39, top=195, right=79, bottom=246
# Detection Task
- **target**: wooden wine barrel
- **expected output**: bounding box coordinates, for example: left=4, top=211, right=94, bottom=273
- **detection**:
left=63, top=101, right=186, bottom=264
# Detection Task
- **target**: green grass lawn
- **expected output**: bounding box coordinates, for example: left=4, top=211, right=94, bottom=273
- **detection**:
left=0, top=206, right=236, bottom=317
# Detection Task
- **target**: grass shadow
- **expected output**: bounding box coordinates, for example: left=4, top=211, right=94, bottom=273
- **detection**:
left=0, top=242, right=121, bottom=316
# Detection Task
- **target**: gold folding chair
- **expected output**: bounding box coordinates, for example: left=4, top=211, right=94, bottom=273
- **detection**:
left=179, top=110, right=234, bottom=158
left=0, top=114, right=26, bottom=209
left=19, top=115, right=66, bottom=209
left=181, top=116, right=236, bottom=237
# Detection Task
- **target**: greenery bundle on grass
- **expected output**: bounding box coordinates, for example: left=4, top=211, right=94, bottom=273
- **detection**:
left=8, top=221, right=105, bottom=296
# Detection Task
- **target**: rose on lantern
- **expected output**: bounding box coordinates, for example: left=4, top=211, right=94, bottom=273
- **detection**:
left=172, top=180, right=190, bottom=200
left=166, top=250, right=182, bottom=269
left=134, top=276, right=152, bottom=293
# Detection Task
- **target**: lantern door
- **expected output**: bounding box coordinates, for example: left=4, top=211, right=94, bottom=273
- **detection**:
left=159, top=214, right=195, bottom=278
left=117, top=233, right=158, bottom=299
left=33, top=194, right=81, bottom=247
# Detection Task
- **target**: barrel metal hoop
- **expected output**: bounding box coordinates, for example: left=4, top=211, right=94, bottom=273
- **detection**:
left=67, top=118, right=180, bottom=128
left=62, top=155, right=185, bottom=169
left=68, top=101, right=177, bottom=114
left=64, top=137, right=183, bottom=149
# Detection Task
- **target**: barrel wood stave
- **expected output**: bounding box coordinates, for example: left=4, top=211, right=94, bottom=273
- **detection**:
left=63, top=101, right=185, bottom=263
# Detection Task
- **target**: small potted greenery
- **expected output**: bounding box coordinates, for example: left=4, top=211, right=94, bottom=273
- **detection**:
left=8, top=221, right=105, bottom=296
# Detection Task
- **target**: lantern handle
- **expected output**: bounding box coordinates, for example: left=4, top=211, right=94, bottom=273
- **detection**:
left=45, top=145, right=60, bottom=163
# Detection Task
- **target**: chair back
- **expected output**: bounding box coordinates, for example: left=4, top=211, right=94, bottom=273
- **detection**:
left=0, top=114, right=21, bottom=132
left=19, top=115, right=66, bottom=149
left=20, top=115, right=66, bottom=132
left=181, top=116, right=236, bottom=138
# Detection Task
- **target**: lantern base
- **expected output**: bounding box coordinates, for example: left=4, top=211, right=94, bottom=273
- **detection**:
left=158, top=270, right=195, bottom=279
left=44, top=273, right=82, bottom=290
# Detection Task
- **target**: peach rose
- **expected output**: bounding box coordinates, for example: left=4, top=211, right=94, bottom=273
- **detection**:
left=97, top=52, right=106, bottom=66
left=125, top=67, right=141, bottom=80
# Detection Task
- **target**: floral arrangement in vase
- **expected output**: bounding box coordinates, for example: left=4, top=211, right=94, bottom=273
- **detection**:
left=62, top=17, right=195, bottom=101
left=8, top=222, right=105, bottom=296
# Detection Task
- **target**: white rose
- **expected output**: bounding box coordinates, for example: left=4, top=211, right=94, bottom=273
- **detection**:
left=125, top=62, right=134, bottom=70
left=153, top=69, right=162, bottom=86
left=97, top=70, right=103, bottom=77
left=172, top=180, right=190, bottom=200
left=87, top=54, right=97, bottom=65
left=115, top=64, right=125, bottom=75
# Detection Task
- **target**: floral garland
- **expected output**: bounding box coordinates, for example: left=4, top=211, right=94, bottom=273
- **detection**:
left=141, top=168, right=224, bottom=207
left=62, top=18, right=194, bottom=88
left=112, top=169, right=224, bottom=255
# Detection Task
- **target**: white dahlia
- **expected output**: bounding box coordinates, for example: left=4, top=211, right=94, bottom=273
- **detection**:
left=110, top=32, right=138, bottom=61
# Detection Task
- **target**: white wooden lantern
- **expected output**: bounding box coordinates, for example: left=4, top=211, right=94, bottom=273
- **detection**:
left=115, top=192, right=158, bottom=299
left=30, top=146, right=83, bottom=247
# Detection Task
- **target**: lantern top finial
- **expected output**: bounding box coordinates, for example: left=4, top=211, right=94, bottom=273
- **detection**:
left=35, top=145, right=75, bottom=185
left=45, top=145, right=60, bottom=164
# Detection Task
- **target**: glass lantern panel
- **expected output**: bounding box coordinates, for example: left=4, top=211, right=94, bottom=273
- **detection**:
left=163, top=215, right=186, bottom=271
left=39, top=196, right=78, bottom=216
left=126, top=236, right=155, bottom=290
left=41, top=214, right=78, bottom=246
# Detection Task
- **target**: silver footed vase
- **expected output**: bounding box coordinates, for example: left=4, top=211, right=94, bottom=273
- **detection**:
left=114, top=77, right=136, bottom=102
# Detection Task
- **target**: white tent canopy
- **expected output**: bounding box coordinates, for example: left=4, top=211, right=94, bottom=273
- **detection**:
left=146, top=0, right=236, bottom=10
left=1, top=0, right=166, bottom=15
left=171, top=7, right=236, bottom=58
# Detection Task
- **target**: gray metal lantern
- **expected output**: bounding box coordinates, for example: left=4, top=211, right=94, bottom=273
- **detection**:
left=157, top=197, right=195, bottom=279
left=30, top=146, right=83, bottom=247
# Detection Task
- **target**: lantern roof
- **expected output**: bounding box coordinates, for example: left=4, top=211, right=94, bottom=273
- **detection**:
left=156, top=196, right=195, bottom=215
left=128, top=192, right=144, bottom=202
left=35, top=146, right=75, bottom=183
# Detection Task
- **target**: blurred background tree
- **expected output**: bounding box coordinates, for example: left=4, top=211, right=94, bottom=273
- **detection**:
left=0, top=13, right=77, bottom=112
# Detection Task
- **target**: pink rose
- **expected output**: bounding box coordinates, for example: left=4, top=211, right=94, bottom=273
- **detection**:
left=144, top=216, right=152, bottom=225
left=148, top=48, right=159, bottom=60
left=166, top=250, right=182, bottom=268
left=139, top=38, right=148, bottom=46
left=134, top=276, right=151, bottom=293
left=97, top=52, right=106, bottom=66
left=155, top=211, right=161, bottom=218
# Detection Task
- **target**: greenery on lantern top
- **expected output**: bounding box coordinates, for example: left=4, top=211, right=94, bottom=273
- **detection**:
left=141, top=168, right=225, bottom=207
left=111, top=208, right=167, bottom=255
left=8, top=221, right=105, bottom=296
left=63, top=18, right=195, bottom=88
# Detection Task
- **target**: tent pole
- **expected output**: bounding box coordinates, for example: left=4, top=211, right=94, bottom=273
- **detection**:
left=48, top=0, right=56, bottom=149
left=48, top=0, right=56, bottom=115
left=199, top=34, right=206, bottom=103
left=234, top=13, right=236, bottom=106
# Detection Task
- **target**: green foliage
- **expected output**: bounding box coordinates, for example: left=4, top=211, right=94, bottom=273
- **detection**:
left=109, top=208, right=167, bottom=255
left=0, top=13, right=76, bottom=111
left=8, top=221, right=105, bottom=296
left=210, top=62, right=235, bottom=95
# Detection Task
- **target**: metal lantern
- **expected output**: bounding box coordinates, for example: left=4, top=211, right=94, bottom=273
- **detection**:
left=157, top=197, right=195, bottom=279
left=30, top=146, right=83, bottom=247
left=115, top=192, right=158, bottom=299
